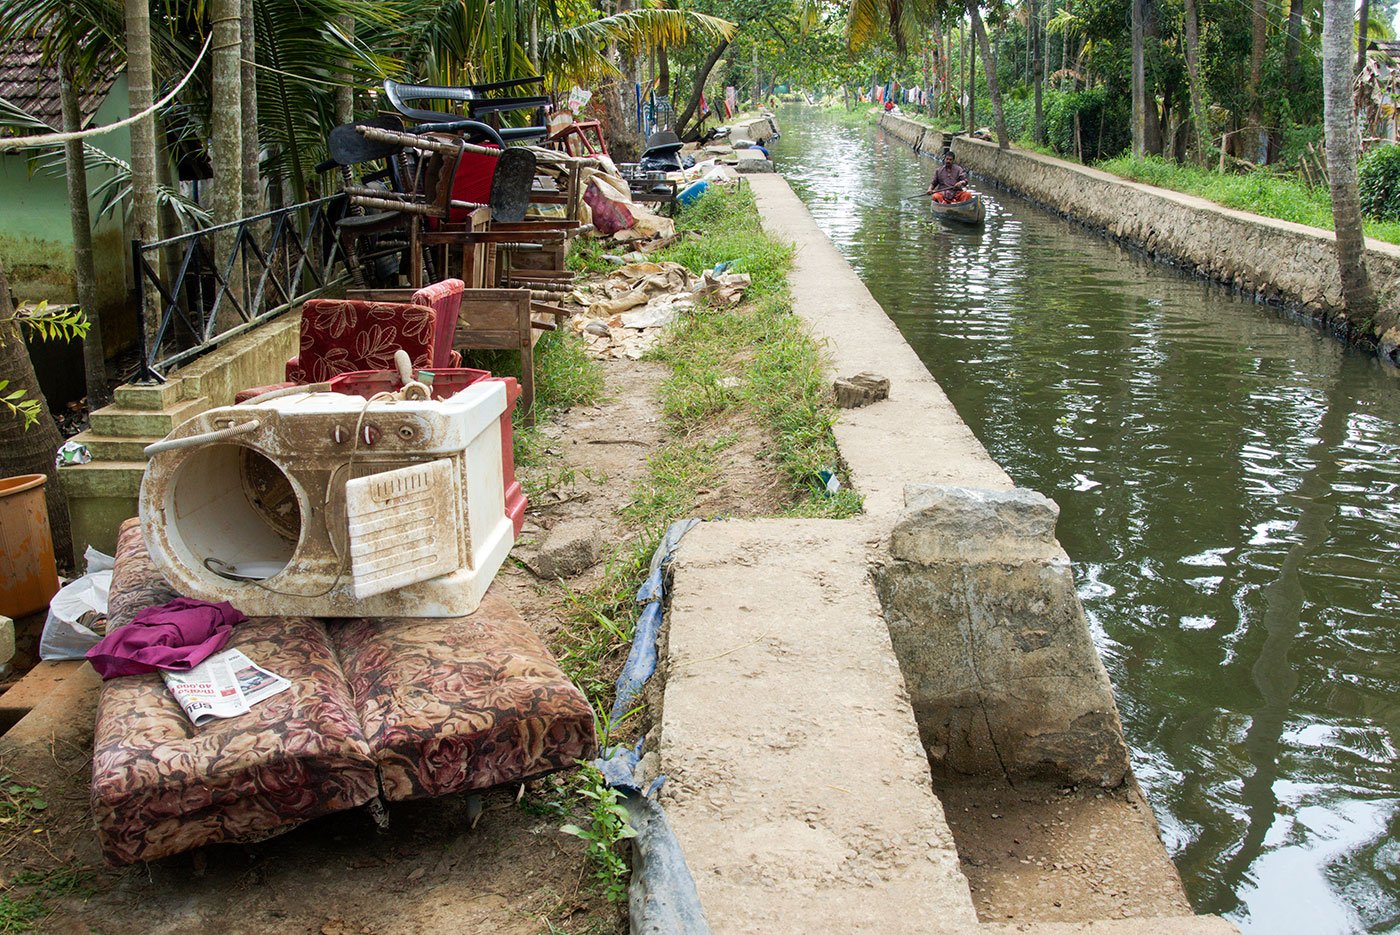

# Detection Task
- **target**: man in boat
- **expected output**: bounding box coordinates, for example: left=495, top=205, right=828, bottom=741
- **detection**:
left=927, top=150, right=972, bottom=204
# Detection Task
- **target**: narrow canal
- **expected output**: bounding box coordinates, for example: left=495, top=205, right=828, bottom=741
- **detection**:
left=770, top=106, right=1400, bottom=934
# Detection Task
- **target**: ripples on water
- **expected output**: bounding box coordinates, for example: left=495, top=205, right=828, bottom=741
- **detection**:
left=772, top=108, right=1400, bottom=935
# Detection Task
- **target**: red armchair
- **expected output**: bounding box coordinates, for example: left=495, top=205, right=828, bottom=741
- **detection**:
left=236, top=280, right=466, bottom=403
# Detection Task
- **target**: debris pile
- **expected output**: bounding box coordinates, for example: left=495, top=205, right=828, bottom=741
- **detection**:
left=567, top=262, right=751, bottom=360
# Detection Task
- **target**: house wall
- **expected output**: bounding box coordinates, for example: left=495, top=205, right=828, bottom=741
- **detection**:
left=0, top=73, right=136, bottom=374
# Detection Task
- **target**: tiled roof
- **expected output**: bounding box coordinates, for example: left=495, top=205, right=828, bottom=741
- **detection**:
left=0, top=39, right=120, bottom=132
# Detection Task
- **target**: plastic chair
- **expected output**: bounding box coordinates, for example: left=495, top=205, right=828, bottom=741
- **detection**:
left=384, top=78, right=549, bottom=143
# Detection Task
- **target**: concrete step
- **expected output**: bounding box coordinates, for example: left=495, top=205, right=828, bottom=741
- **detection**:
left=70, top=430, right=160, bottom=462
left=113, top=379, right=185, bottom=412
left=56, top=459, right=145, bottom=499
left=89, top=397, right=209, bottom=438
left=658, top=517, right=981, bottom=934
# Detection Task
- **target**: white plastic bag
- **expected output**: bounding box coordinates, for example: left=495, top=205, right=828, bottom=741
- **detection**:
left=39, top=546, right=115, bottom=660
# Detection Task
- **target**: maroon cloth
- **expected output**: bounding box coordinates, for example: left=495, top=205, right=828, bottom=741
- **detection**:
left=87, top=597, right=245, bottom=680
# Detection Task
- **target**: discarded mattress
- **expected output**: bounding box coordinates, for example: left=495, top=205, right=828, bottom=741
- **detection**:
left=92, top=520, right=595, bottom=865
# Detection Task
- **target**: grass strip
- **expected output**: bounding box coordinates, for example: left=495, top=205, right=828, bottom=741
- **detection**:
left=1098, top=154, right=1400, bottom=246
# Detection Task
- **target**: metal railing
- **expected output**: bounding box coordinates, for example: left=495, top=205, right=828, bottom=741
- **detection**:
left=131, top=197, right=350, bottom=382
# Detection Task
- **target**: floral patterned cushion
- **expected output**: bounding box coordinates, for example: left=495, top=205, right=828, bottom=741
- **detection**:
left=331, top=596, right=596, bottom=801
left=286, top=299, right=437, bottom=384
left=93, top=522, right=593, bottom=863
left=93, top=523, right=378, bottom=866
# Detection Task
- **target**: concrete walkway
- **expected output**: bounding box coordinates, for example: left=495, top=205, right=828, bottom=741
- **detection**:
left=655, top=175, right=1237, bottom=933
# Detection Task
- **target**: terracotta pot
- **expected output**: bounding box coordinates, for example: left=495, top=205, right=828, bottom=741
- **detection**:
left=0, top=474, right=60, bottom=618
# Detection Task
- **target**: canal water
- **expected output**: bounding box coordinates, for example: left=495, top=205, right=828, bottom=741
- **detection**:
left=770, top=107, right=1400, bottom=934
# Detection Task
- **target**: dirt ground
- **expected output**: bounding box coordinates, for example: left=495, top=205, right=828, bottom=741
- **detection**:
left=0, top=343, right=795, bottom=935
left=937, top=779, right=1197, bottom=924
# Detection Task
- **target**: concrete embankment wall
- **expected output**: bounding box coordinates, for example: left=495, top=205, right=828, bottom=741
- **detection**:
left=878, top=112, right=1400, bottom=360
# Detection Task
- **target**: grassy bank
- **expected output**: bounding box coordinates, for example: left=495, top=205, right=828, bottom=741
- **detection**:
left=513, top=185, right=861, bottom=912
left=1098, top=155, right=1400, bottom=246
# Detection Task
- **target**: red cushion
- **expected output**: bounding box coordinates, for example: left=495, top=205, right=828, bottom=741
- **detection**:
left=288, top=299, right=437, bottom=384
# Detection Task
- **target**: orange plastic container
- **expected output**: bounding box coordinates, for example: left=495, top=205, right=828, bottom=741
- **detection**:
left=0, top=474, right=60, bottom=618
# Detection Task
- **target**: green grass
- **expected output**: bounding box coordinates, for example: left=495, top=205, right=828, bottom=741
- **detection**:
left=652, top=187, right=862, bottom=519
left=0, top=864, right=91, bottom=934
left=461, top=328, right=606, bottom=503
left=1098, top=154, right=1400, bottom=245
left=537, top=188, right=862, bottom=906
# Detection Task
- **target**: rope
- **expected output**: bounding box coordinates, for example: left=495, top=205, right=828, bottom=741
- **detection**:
left=0, top=35, right=213, bottom=152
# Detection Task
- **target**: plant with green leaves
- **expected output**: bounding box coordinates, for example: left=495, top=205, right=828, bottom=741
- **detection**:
left=561, top=763, right=637, bottom=903
left=0, top=301, right=89, bottom=428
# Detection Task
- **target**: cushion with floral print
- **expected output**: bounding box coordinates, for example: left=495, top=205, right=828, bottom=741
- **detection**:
left=92, top=522, right=379, bottom=865
left=286, top=299, right=437, bottom=384
left=331, top=595, right=596, bottom=801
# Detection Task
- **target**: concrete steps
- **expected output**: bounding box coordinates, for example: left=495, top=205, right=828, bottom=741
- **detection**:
left=659, top=518, right=980, bottom=934
left=88, top=397, right=209, bottom=438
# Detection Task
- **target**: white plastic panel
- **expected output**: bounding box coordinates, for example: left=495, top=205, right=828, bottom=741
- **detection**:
left=345, top=458, right=461, bottom=599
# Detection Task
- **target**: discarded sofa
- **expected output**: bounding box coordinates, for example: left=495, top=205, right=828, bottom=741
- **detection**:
left=92, top=520, right=595, bottom=865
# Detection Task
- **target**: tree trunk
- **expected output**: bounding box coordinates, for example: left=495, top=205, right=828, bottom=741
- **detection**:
left=211, top=0, right=244, bottom=227
left=336, top=16, right=355, bottom=124
left=968, top=2, right=1009, bottom=148
left=676, top=39, right=730, bottom=139
left=1357, top=0, right=1370, bottom=74
left=1184, top=0, right=1211, bottom=164
left=1284, top=0, right=1304, bottom=85
left=1132, top=0, right=1146, bottom=158
left=968, top=21, right=976, bottom=132
left=1145, top=0, right=1165, bottom=154
left=1322, top=0, right=1379, bottom=325
left=124, top=0, right=161, bottom=354
left=58, top=54, right=108, bottom=409
left=1248, top=0, right=1267, bottom=161
left=658, top=43, right=670, bottom=99
left=0, top=260, right=72, bottom=566
left=242, top=0, right=261, bottom=216
left=1031, top=0, right=1044, bottom=143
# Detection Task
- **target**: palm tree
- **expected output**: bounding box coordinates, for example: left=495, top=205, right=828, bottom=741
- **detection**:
left=966, top=0, right=1008, bottom=148
left=0, top=260, right=80, bottom=564
left=1183, top=0, right=1210, bottom=164
left=1320, top=0, right=1378, bottom=325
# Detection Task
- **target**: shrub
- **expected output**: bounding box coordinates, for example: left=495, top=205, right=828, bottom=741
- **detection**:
left=1359, top=143, right=1400, bottom=221
left=1044, top=87, right=1130, bottom=161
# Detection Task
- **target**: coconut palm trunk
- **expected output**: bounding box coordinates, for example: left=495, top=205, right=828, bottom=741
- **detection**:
left=967, top=0, right=1008, bottom=148
left=1321, top=0, right=1379, bottom=326
left=58, top=53, right=108, bottom=408
left=211, top=0, right=244, bottom=228
left=242, top=0, right=261, bottom=216
left=124, top=0, right=161, bottom=354
left=1184, top=0, right=1211, bottom=164
left=0, top=260, right=73, bottom=565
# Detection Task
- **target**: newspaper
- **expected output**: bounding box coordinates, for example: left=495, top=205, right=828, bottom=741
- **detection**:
left=162, top=649, right=291, bottom=727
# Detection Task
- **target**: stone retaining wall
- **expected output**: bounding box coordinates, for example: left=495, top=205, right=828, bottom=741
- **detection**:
left=877, top=112, right=1400, bottom=360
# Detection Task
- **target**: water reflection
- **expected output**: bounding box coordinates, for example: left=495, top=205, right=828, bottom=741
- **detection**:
left=773, top=106, right=1400, bottom=935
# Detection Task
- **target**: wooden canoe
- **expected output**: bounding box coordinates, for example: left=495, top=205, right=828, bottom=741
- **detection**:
left=929, top=192, right=986, bottom=225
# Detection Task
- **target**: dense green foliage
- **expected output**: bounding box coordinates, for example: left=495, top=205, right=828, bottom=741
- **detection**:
left=1359, top=143, right=1400, bottom=223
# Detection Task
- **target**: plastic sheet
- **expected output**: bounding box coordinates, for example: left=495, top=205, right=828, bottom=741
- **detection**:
left=612, top=518, right=700, bottom=720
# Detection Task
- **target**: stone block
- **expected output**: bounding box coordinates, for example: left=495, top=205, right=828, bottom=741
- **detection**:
left=525, top=521, right=604, bottom=580
left=875, top=484, right=1131, bottom=788
left=734, top=159, right=776, bottom=174
left=833, top=371, right=890, bottom=408
left=0, top=616, right=12, bottom=667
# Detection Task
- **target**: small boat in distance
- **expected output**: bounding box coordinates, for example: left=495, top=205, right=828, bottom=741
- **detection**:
left=929, top=191, right=986, bottom=225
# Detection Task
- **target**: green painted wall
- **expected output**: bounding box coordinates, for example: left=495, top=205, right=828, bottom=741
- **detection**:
left=0, top=74, right=137, bottom=361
